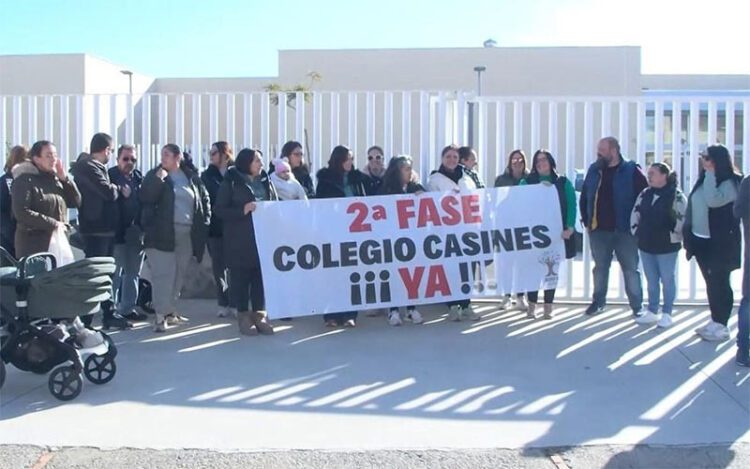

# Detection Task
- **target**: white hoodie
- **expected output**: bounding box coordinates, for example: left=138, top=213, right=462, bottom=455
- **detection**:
left=270, top=171, right=308, bottom=201
left=427, top=169, right=477, bottom=192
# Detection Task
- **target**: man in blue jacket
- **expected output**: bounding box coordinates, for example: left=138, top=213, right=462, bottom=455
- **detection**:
left=580, top=137, right=648, bottom=316
left=109, top=144, right=147, bottom=322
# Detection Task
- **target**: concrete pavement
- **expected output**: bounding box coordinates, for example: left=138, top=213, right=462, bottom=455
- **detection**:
left=1, top=300, right=748, bottom=466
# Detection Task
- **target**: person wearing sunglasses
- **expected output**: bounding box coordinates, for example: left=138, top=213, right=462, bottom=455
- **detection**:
left=361, top=145, right=386, bottom=195
left=108, top=144, right=148, bottom=323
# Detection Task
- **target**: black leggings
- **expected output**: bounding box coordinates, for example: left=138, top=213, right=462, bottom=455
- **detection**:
left=229, top=265, right=265, bottom=312
left=694, top=251, right=734, bottom=326
left=527, top=289, right=556, bottom=304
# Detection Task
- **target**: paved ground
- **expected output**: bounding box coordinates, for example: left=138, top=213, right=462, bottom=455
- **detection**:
left=1, top=300, right=748, bottom=468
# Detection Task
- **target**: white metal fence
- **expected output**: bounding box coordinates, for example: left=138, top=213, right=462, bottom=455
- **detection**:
left=2, top=91, right=748, bottom=304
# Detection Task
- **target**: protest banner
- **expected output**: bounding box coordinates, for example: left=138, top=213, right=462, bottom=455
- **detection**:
left=253, top=185, right=566, bottom=318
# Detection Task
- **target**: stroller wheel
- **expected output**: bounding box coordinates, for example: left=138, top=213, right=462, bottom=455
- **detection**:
left=48, top=365, right=83, bottom=401
left=84, top=354, right=116, bottom=385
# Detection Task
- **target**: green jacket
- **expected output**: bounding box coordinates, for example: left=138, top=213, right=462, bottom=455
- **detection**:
left=139, top=163, right=211, bottom=261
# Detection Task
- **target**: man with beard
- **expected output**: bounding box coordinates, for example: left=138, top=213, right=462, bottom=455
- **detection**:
left=580, top=137, right=648, bottom=317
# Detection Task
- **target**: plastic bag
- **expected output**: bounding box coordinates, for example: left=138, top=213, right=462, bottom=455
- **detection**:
left=48, top=225, right=75, bottom=266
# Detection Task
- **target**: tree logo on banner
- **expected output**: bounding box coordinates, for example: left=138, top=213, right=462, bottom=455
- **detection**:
left=539, top=251, right=561, bottom=289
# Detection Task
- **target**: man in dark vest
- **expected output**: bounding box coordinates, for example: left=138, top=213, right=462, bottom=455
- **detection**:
left=580, top=137, right=648, bottom=316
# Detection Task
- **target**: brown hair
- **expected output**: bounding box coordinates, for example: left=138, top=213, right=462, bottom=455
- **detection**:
left=211, top=141, right=234, bottom=164
left=441, top=144, right=460, bottom=158
left=505, top=149, right=527, bottom=174
left=5, top=145, right=29, bottom=173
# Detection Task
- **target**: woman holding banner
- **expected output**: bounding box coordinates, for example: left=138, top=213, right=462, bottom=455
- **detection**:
left=380, top=155, right=426, bottom=326
left=520, top=150, right=577, bottom=320
left=427, top=144, right=481, bottom=322
left=494, top=149, right=530, bottom=312
left=215, top=148, right=277, bottom=336
left=316, top=145, right=368, bottom=327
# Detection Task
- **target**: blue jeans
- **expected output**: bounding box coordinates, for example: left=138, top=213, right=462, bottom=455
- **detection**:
left=639, top=250, right=678, bottom=315
left=589, top=230, right=643, bottom=312
left=113, top=242, right=144, bottom=314
left=737, top=296, right=749, bottom=360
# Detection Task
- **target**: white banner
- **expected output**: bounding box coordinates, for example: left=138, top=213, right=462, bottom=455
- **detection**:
left=253, top=185, right=567, bottom=318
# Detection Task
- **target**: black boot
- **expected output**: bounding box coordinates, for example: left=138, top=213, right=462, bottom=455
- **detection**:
left=102, top=303, right=133, bottom=330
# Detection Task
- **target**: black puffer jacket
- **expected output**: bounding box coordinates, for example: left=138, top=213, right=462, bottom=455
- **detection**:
left=139, top=164, right=211, bottom=261
left=108, top=166, right=143, bottom=244
left=315, top=168, right=368, bottom=199
left=70, top=154, right=119, bottom=234
left=200, top=164, right=231, bottom=238
left=215, top=167, right=277, bottom=270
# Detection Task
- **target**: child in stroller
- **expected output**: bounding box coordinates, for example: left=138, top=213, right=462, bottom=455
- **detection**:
left=0, top=247, right=118, bottom=401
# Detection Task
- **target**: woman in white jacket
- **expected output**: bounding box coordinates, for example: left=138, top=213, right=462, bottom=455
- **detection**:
left=427, top=144, right=480, bottom=322
left=270, top=158, right=308, bottom=201
left=427, top=144, right=478, bottom=193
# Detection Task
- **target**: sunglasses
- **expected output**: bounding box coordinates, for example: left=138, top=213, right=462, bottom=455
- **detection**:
left=121, top=157, right=137, bottom=163
left=368, top=155, right=383, bottom=161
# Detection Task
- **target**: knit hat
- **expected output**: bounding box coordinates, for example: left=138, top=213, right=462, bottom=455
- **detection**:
left=274, top=158, right=292, bottom=174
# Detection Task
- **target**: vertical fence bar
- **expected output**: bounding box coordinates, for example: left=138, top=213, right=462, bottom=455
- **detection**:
left=330, top=92, right=340, bottom=150
left=744, top=101, right=750, bottom=174
left=477, top=100, right=488, bottom=184
left=419, top=91, right=430, bottom=182
left=601, top=101, right=612, bottom=137
left=12, top=96, right=22, bottom=146
left=175, top=94, right=185, bottom=148
left=0, top=97, right=7, bottom=151
left=348, top=92, right=357, bottom=153
left=457, top=92, right=467, bottom=145
left=92, top=94, right=101, bottom=140
left=277, top=92, right=287, bottom=156
left=688, top=101, right=700, bottom=299
left=513, top=101, right=522, bottom=150
left=125, top=93, right=134, bottom=145
left=530, top=101, right=540, bottom=152
left=619, top=101, right=630, bottom=159
left=402, top=91, right=412, bottom=156
left=312, top=92, right=323, bottom=172
left=140, top=94, right=152, bottom=171
left=74, top=95, right=84, bottom=153
left=191, top=94, right=202, bottom=170
left=548, top=101, right=558, bottom=163
left=582, top=101, right=593, bottom=300
left=208, top=93, right=219, bottom=147
left=384, top=91, right=393, bottom=159
left=295, top=91, right=305, bottom=145
left=725, top=101, right=735, bottom=154
left=495, top=102, right=506, bottom=178
left=27, top=96, right=38, bottom=143
left=44, top=95, right=54, bottom=141
left=159, top=94, right=169, bottom=147
left=366, top=92, right=375, bottom=148
left=226, top=93, right=236, bottom=146
left=60, top=96, right=69, bottom=161
left=707, top=100, right=717, bottom=145
left=654, top=101, right=664, bottom=163
left=109, top=94, right=118, bottom=147
left=243, top=93, right=253, bottom=148
left=564, top=100, right=575, bottom=299
left=260, top=93, right=269, bottom=159
left=437, top=92, right=447, bottom=148
left=636, top=101, right=645, bottom=167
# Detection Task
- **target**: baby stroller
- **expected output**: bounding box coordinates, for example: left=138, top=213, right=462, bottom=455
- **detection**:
left=0, top=247, right=118, bottom=401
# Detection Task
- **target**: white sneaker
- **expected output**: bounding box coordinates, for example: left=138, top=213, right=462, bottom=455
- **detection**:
left=635, top=311, right=660, bottom=325
left=498, top=296, right=511, bottom=310
left=699, top=323, right=730, bottom=342
left=695, top=321, right=718, bottom=335
left=407, top=309, right=423, bottom=324
left=464, top=306, right=482, bottom=322
left=657, top=314, right=673, bottom=328
left=388, top=310, right=402, bottom=326
left=448, top=305, right=462, bottom=322
left=217, top=307, right=230, bottom=318
left=515, top=296, right=529, bottom=311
